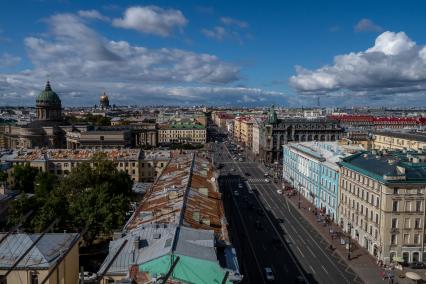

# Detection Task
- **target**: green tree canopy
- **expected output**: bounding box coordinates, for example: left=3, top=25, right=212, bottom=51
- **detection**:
left=12, top=164, right=39, bottom=192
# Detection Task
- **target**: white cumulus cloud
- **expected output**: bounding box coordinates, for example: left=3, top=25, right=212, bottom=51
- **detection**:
left=78, top=10, right=109, bottom=21
left=0, top=12, right=284, bottom=106
left=112, top=6, right=188, bottom=37
left=289, top=31, right=426, bottom=105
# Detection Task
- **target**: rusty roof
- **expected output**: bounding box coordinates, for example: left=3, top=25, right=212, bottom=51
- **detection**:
left=125, top=153, right=228, bottom=241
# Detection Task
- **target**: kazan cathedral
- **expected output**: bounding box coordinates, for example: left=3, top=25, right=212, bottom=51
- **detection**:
left=3, top=81, right=72, bottom=148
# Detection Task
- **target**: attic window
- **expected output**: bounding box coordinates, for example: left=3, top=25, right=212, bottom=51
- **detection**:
left=153, top=233, right=161, bottom=239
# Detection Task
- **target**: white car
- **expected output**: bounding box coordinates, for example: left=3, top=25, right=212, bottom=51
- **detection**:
left=80, top=272, right=97, bottom=281
left=238, top=183, right=243, bottom=189
left=264, top=179, right=270, bottom=183
left=264, top=267, right=275, bottom=281
left=276, top=189, right=282, bottom=194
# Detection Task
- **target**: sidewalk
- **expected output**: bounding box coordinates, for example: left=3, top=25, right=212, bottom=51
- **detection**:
left=283, top=189, right=426, bottom=284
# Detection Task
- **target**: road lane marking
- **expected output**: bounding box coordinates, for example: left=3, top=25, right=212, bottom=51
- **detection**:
left=258, top=184, right=352, bottom=283
left=309, top=265, right=315, bottom=274
left=321, top=265, right=329, bottom=274
left=296, top=246, right=305, bottom=258
left=307, top=245, right=316, bottom=258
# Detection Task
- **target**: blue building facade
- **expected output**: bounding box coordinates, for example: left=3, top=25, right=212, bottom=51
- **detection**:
left=283, top=142, right=357, bottom=222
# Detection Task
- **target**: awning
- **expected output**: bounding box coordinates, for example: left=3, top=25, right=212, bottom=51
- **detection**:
left=393, top=256, right=404, bottom=263
left=405, top=272, right=421, bottom=280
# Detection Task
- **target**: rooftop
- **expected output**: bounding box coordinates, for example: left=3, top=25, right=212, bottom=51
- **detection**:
left=288, top=142, right=362, bottom=170
left=7, top=148, right=142, bottom=161
left=0, top=233, right=79, bottom=269
left=125, top=154, right=227, bottom=240
left=340, top=150, right=426, bottom=184
left=373, top=131, right=426, bottom=143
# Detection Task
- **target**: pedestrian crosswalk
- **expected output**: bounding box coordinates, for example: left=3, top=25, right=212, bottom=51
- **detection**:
left=248, top=178, right=268, bottom=183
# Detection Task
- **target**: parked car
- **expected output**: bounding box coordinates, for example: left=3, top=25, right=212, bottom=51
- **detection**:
left=238, top=183, right=243, bottom=189
left=257, top=208, right=265, bottom=216
left=410, top=262, right=425, bottom=269
left=264, top=267, right=275, bottom=281
left=79, top=272, right=97, bottom=281
left=276, top=189, right=282, bottom=194
left=234, top=190, right=239, bottom=196
left=264, top=179, right=270, bottom=183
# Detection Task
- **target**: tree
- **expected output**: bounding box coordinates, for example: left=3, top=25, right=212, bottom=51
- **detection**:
left=8, top=157, right=134, bottom=245
left=12, top=164, right=39, bottom=193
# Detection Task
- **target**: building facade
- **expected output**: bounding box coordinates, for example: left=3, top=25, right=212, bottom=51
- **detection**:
left=260, top=106, right=343, bottom=163
left=158, top=123, right=206, bottom=144
left=372, top=131, right=426, bottom=151
left=283, top=142, right=360, bottom=221
left=339, top=151, right=426, bottom=263
left=3, top=81, right=69, bottom=149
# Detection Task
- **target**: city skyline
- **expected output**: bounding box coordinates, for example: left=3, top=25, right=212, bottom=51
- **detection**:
left=1, top=0, right=426, bottom=107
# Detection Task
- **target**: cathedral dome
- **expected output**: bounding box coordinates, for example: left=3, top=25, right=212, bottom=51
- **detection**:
left=36, top=81, right=61, bottom=106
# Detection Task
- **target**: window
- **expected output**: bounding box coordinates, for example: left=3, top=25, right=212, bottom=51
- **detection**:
left=391, top=234, right=397, bottom=245
left=416, top=200, right=422, bottom=212
left=394, top=188, right=399, bottom=194
left=403, top=234, right=409, bottom=244
left=414, top=234, right=420, bottom=244
left=415, top=218, right=421, bottom=229
left=30, top=272, right=38, bottom=284
left=392, top=201, right=398, bottom=212
left=391, top=218, right=397, bottom=229
left=405, top=218, right=410, bottom=229
left=406, top=201, right=411, bottom=212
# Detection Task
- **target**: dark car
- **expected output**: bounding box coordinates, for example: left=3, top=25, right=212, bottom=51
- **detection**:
left=245, top=172, right=251, bottom=176
left=257, top=208, right=265, bottom=216
left=410, top=262, right=425, bottom=269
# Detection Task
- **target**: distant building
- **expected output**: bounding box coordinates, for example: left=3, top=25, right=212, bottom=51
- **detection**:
left=100, top=92, right=110, bottom=110
left=259, top=106, right=343, bottom=163
left=339, top=150, right=426, bottom=263
left=158, top=122, right=206, bottom=144
left=372, top=131, right=426, bottom=151
left=0, top=233, right=80, bottom=284
left=67, top=130, right=132, bottom=149
left=5, top=148, right=171, bottom=183
left=3, top=81, right=71, bottom=149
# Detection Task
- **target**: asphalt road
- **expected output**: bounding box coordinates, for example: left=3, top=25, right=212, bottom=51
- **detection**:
left=210, top=126, right=362, bottom=284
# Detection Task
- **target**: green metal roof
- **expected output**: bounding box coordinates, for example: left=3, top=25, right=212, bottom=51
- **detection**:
left=140, top=254, right=232, bottom=284
left=339, top=151, right=426, bottom=185
left=36, top=81, right=61, bottom=105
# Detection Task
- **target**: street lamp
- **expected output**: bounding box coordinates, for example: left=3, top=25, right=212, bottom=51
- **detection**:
left=347, top=222, right=352, bottom=260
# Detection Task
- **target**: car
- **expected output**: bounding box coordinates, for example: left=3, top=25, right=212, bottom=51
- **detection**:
left=410, top=262, right=425, bottom=269
left=233, top=190, right=239, bottom=196
left=238, top=183, right=243, bottom=189
left=276, top=189, right=282, bottom=194
left=245, top=172, right=251, bottom=176
left=79, top=272, right=97, bottom=281
left=238, top=158, right=244, bottom=162
left=264, top=179, right=270, bottom=183
left=264, top=267, right=275, bottom=281
left=257, top=208, right=265, bottom=216
left=230, top=168, right=235, bottom=172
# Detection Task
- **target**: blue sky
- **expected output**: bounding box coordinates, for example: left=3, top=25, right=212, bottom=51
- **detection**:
left=1, top=0, right=426, bottom=107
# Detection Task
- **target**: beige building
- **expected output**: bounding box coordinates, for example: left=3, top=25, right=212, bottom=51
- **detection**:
left=339, top=151, right=426, bottom=264
left=240, top=118, right=254, bottom=150
left=6, top=149, right=170, bottom=183
left=372, top=131, right=426, bottom=151
left=0, top=233, right=80, bottom=284
left=158, top=123, right=206, bottom=144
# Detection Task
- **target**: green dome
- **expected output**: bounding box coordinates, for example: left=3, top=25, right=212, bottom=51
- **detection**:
left=36, top=81, right=61, bottom=105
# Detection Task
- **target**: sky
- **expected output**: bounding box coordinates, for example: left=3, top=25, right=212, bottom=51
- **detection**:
left=1, top=0, right=426, bottom=107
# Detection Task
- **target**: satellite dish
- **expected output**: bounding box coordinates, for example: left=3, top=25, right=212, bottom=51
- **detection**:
left=211, top=177, right=216, bottom=182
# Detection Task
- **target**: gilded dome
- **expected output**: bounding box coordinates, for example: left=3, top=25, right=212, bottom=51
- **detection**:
left=100, top=94, right=109, bottom=102
left=36, top=81, right=61, bottom=105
